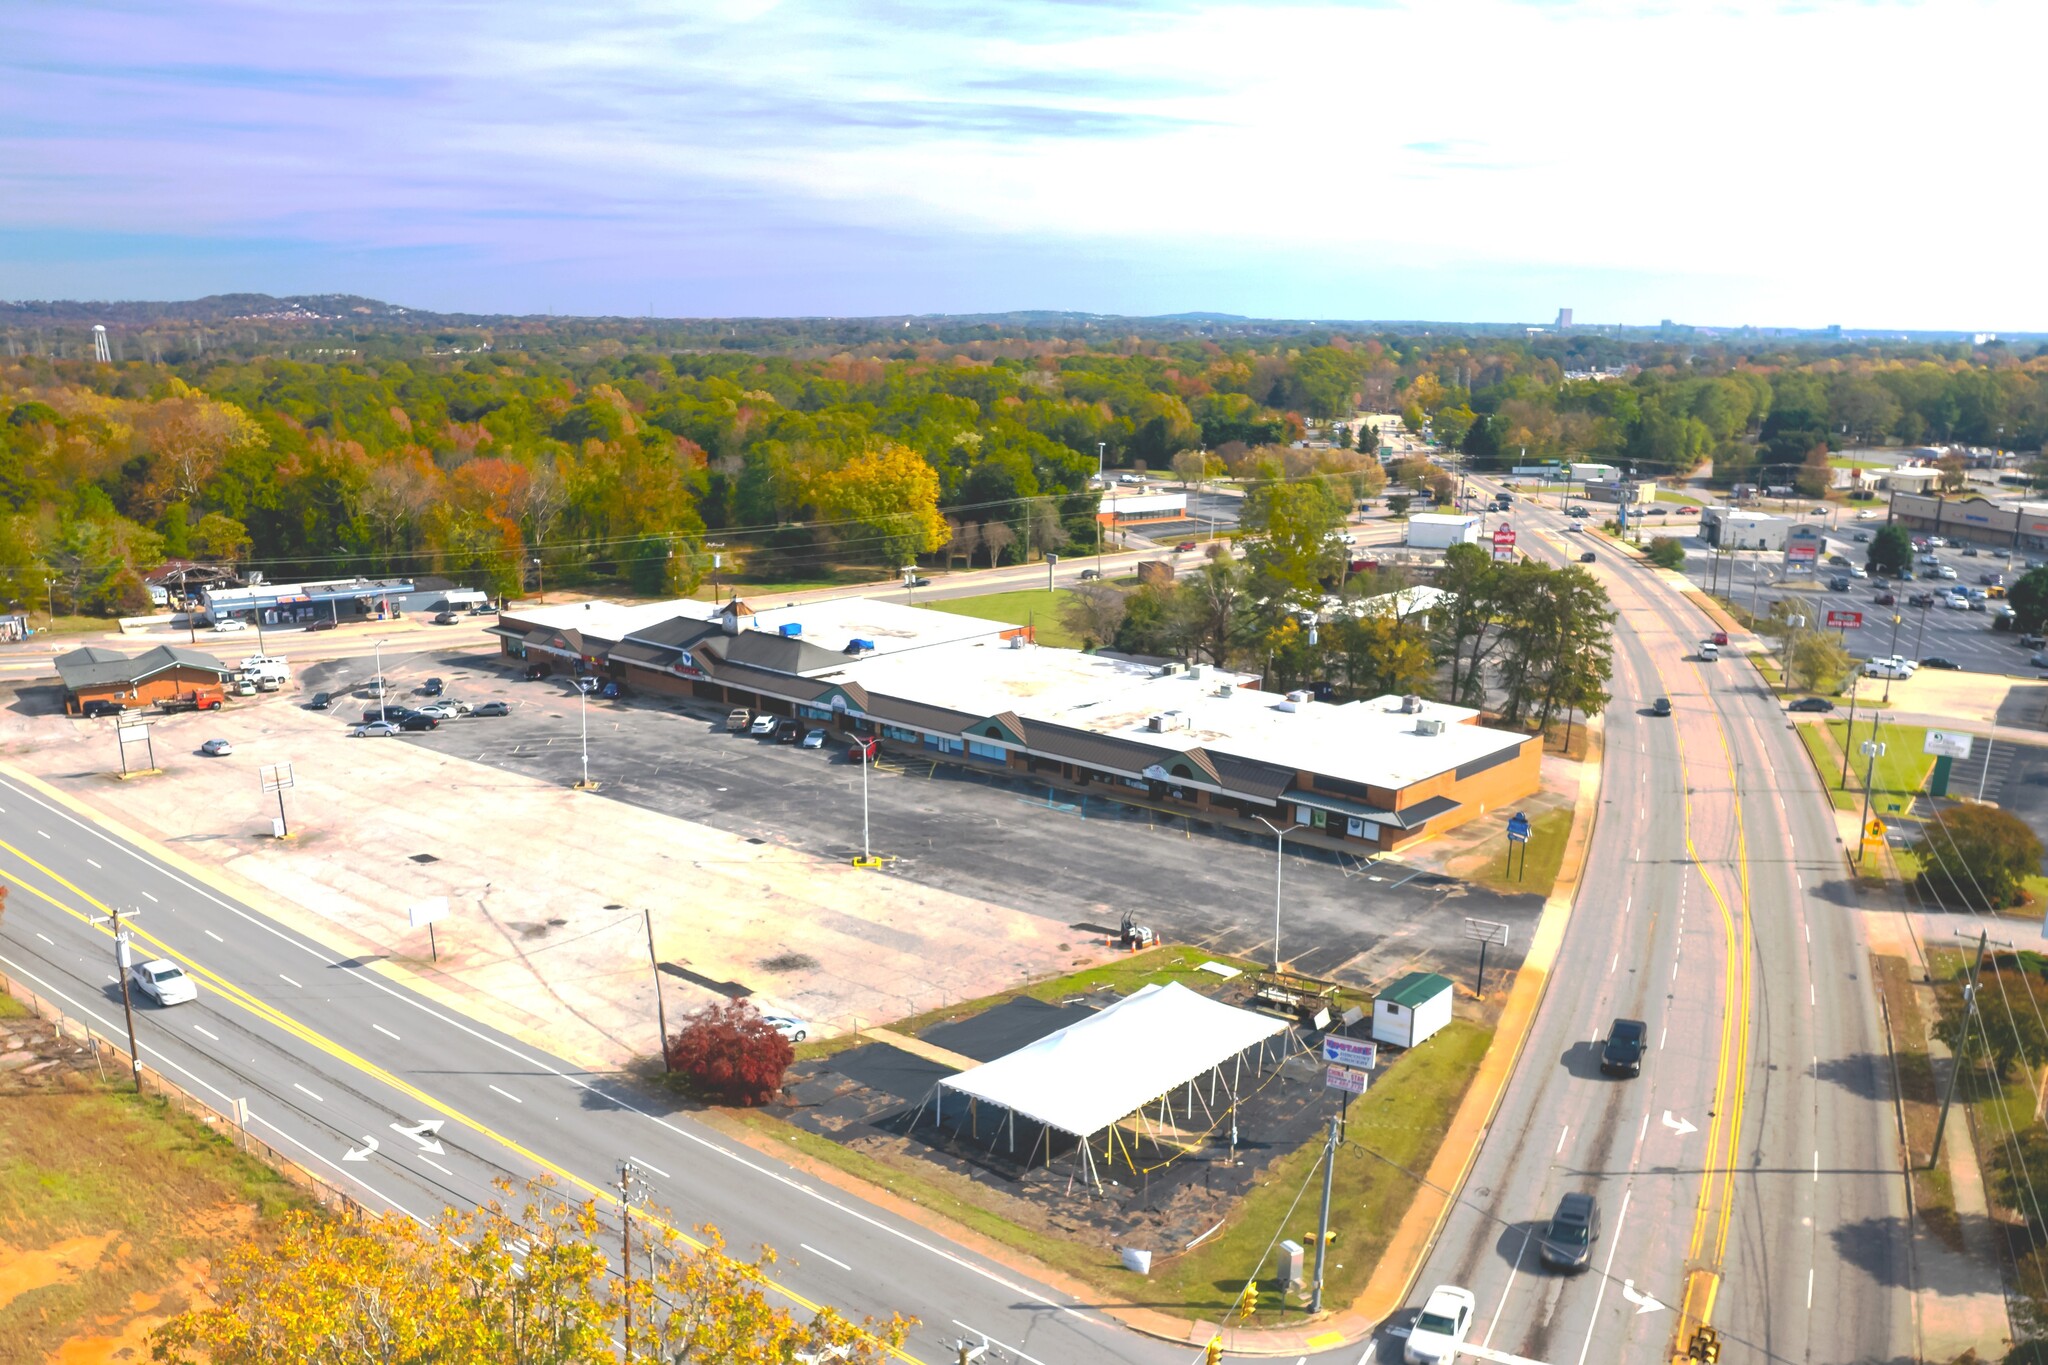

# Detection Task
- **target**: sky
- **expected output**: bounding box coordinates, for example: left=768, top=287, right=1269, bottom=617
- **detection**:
left=1, top=0, right=2039, bottom=329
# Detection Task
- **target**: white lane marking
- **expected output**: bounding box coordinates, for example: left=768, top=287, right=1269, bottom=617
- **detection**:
left=632, top=1155, right=671, bottom=1179
left=1484, top=1225, right=1534, bottom=1348
left=1807, top=1266, right=1815, bottom=1308
left=1660, top=1027, right=1668, bottom=1050
left=0, top=774, right=1107, bottom=1329
left=420, top=1155, right=454, bottom=1176
left=293, top=1082, right=324, bottom=1102
left=34, top=931, right=52, bottom=944
left=1814, top=1150, right=1820, bottom=1182
left=1575, top=1187, right=1633, bottom=1365
left=193, top=1025, right=218, bottom=1040
left=1805, top=922, right=1810, bottom=944
left=1610, top=953, right=1618, bottom=975
left=488, top=1083, right=523, bottom=1103
left=1811, top=982, right=1817, bottom=1006
left=36, top=828, right=48, bottom=838
left=205, top=929, right=223, bottom=942
left=950, top=1321, right=1046, bottom=1365
left=800, top=1242, right=851, bottom=1272
left=1639, top=1112, right=1649, bottom=1143
left=86, top=857, right=99, bottom=868
left=373, top=1023, right=401, bottom=1041
left=1672, top=960, right=1679, bottom=981
left=1556, top=1125, right=1569, bottom=1155
left=279, top=974, right=301, bottom=988
left=141, top=890, right=157, bottom=902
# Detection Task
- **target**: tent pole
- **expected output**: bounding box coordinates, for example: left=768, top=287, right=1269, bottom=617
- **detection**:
left=1008, top=1109, right=1016, bottom=1154
left=970, top=1098, right=977, bottom=1140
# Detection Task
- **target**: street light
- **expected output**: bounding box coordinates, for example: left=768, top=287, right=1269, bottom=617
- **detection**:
left=531, top=557, right=544, bottom=603
left=1253, top=815, right=1307, bottom=972
left=575, top=677, right=592, bottom=789
left=373, top=637, right=388, bottom=723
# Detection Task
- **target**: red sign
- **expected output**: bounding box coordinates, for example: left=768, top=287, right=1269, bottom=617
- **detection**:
left=1492, top=525, right=1516, bottom=546
left=1825, top=610, right=1864, bottom=629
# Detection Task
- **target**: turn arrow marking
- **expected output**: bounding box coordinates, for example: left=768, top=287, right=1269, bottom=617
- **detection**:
left=343, top=1135, right=379, bottom=1162
left=1662, top=1110, right=1697, bottom=1137
left=1621, top=1280, right=1666, bottom=1315
left=390, top=1119, right=446, bottom=1155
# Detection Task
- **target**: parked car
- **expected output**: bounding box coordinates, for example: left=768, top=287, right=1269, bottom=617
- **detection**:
left=308, top=691, right=332, bottom=710
left=749, top=714, right=778, bottom=736
left=306, top=617, right=338, bottom=631
left=1981, top=571, right=2005, bottom=585
left=1919, top=657, right=1962, bottom=670
left=1789, top=697, right=1836, bottom=713
left=801, top=729, right=827, bottom=749
left=199, top=738, right=233, bottom=757
left=847, top=735, right=879, bottom=761
left=1652, top=697, right=1671, bottom=716
left=130, top=958, right=197, bottom=1006
left=363, top=706, right=413, bottom=724
left=398, top=714, right=439, bottom=732
left=210, top=618, right=246, bottom=632
left=1935, top=565, right=1958, bottom=580
left=1852, top=530, right=1872, bottom=543
left=446, top=699, right=474, bottom=715
left=469, top=603, right=499, bottom=615
left=763, top=1015, right=810, bottom=1042
left=726, top=708, right=752, bottom=733
left=414, top=702, right=456, bottom=720
left=1908, top=592, right=1936, bottom=607
left=1565, top=523, right=1582, bottom=533
left=1678, top=506, right=1698, bottom=515
left=574, top=675, right=601, bottom=694
left=421, top=677, right=445, bottom=696
left=472, top=700, right=510, bottom=717
left=2032, top=651, right=2048, bottom=669
left=1599, top=1018, right=1647, bottom=1076
left=1404, top=1285, right=1477, bottom=1365
left=80, top=699, right=126, bottom=718
left=352, top=720, right=400, bottom=737
left=775, top=719, right=802, bottom=744
left=1960, top=546, right=1980, bottom=557
left=1874, top=592, right=1896, bottom=606
left=523, top=662, right=550, bottom=680
left=1538, top=1192, right=1601, bottom=1273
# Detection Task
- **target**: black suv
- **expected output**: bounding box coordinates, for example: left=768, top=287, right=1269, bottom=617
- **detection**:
left=398, top=713, right=439, bottom=732
left=1539, top=1192, right=1601, bottom=1272
left=1599, top=1018, right=1647, bottom=1077
left=80, top=699, right=126, bottom=718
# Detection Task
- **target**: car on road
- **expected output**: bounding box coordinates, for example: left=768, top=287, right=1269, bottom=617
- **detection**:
left=905, top=577, right=932, bottom=588
left=1578, top=551, right=1596, bottom=563
left=1789, top=697, right=1837, bottom=713
left=1827, top=575, right=1851, bottom=591
left=209, top=618, right=246, bottom=632
left=1404, top=1285, right=1476, bottom=1365
left=764, top=1014, right=810, bottom=1042
left=1852, top=530, right=1872, bottom=543
left=308, top=691, right=332, bottom=710
left=1678, top=505, right=1699, bottom=515
left=2033, top=651, right=2048, bottom=669
left=1981, top=571, right=2005, bottom=586
left=472, top=700, right=510, bottom=717
left=1920, top=657, right=1962, bottom=670
left=1565, top=505, right=1588, bottom=518
left=1078, top=569, right=1102, bottom=581
left=1564, top=523, right=1582, bottom=533
left=470, top=603, right=499, bottom=615
left=130, top=958, right=197, bottom=1006
left=306, top=617, right=338, bottom=631
left=433, top=610, right=461, bottom=624
left=749, top=714, right=779, bottom=736
left=1811, top=506, right=1830, bottom=516
left=1539, top=1192, right=1601, bottom=1272
left=1600, top=1018, right=1647, bottom=1076
left=1174, top=541, right=1198, bottom=552
left=1652, top=697, right=1671, bottom=716
left=199, top=738, right=233, bottom=757
left=398, top=714, right=439, bottom=732
left=352, top=720, right=400, bottom=737
left=1849, top=565, right=1867, bottom=578
left=801, top=728, right=827, bottom=749
left=1960, top=546, right=1980, bottom=557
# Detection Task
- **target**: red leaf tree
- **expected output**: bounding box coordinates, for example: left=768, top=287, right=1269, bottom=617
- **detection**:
left=664, top=1000, right=794, bottom=1106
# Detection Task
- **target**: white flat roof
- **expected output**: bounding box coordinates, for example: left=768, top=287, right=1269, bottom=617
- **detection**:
left=1408, top=513, right=1479, bottom=527
left=738, top=597, right=1013, bottom=657
left=513, top=599, right=707, bottom=642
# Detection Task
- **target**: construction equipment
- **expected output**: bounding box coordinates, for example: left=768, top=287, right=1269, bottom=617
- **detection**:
left=1118, top=911, right=1155, bottom=950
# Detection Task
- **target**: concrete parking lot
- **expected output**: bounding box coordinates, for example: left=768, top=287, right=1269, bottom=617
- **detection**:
left=307, top=650, right=1545, bottom=992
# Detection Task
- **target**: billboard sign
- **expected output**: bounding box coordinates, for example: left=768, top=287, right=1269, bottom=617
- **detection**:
left=1824, top=610, right=1864, bottom=629
left=1491, top=524, right=1517, bottom=562
left=1323, top=1035, right=1378, bottom=1069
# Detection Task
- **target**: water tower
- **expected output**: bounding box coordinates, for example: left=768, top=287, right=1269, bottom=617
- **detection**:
left=92, top=325, right=111, bottom=364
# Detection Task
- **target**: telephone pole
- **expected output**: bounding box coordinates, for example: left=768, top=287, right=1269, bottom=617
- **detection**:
left=617, top=1159, right=642, bottom=1357
left=1930, top=931, right=1988, bottom=1166
left=94, top=906, right=143, bottom=1090
left=1310, top=1114, right=1339, bottom=1312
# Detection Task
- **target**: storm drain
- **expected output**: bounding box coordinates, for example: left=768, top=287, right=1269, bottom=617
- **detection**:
left=409, top=853, right=439, bottom=864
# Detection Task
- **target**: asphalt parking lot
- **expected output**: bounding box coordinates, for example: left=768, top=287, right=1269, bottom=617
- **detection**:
left=1678, top=532, right=2040, bottom=676
left=299, top=651, right=1542, bottom=991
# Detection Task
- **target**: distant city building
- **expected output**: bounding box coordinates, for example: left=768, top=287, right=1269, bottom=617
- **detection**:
left=1556, top=307, right=1573, bottom=328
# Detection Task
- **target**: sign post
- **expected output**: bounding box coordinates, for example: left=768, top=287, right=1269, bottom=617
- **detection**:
left=1925, top=730, right=1973, bottom=800
left=1463, top=917, right=1511, bottom=997
left=407, top=897, right=449, bottom=962
left=1504, top=810, right=1532, bottom=881
left=1491, top=524, right=1517, bottom=564
left=259, top=761, right=295, bottom=838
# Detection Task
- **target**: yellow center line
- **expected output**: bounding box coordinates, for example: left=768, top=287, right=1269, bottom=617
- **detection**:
left=0, top=839, right=929, bottom=1363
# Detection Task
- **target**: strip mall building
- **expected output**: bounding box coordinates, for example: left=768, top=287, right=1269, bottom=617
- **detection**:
left=491, top=596, right=1539, bottom=854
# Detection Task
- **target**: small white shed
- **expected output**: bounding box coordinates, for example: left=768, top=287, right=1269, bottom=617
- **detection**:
left=1372, top=971, right=1454, bottom=1050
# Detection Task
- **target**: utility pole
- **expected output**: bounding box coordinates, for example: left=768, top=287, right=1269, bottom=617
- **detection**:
left=617, top=1159, right=641, bottom=1358
left=98, top=907, right=143, bottom=1091
left=1309, top=1115, right=1339, bottom=1313
left=1931, top=932, right=1988, bottom=1166
left=1854, top=734, right=1886, bottom=864
left=1839, top=666, right=1861, bottom=788
left=643, top=909, right=670, bottom=1071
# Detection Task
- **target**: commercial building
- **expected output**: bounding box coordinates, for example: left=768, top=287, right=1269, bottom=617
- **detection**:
left=1700, top=508, right=1791, bottom=551
left=491, top=595, right=1540, bottom=855
left=55, top=644, right=234, bottom=715
left=1582, top=479, right=1658, bottom=505
left=1096, top=491, right=1187, bottom=527
left=1404, top=513, right=1483, bottom=550
left=1888, top=491, right=2048, bottom=551
left=199, top=576, right=485, bottom=628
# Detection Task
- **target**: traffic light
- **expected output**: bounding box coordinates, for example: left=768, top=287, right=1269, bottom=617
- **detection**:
left=1204, top=1337, right=1222, bottom=1364
left=1236, top=1285, right=1259, bottom=1319
left=1688, top=1327, right=1721, bottom=1362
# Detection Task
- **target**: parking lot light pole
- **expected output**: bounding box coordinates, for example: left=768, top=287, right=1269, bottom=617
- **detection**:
left=577, top=681, right=591, bottom=789
left=373, top=637, right=388, bottom=723
left=1253, top=816, right=1306, bottom=972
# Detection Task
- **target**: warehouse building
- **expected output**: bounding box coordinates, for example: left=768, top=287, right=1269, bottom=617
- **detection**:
left=55, top=644, right=234, bottom=715
left=199, top=576, right=486, bottom=629
left=1888, top=491, right=2048, bottom=551
left=1404, top=513, right=1483, bottom=549
left=492, top=596, right=1540, bottom=854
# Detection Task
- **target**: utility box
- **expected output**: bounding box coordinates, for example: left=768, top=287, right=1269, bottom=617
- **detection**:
left=1277, top=1240, right=1304, bottom=1291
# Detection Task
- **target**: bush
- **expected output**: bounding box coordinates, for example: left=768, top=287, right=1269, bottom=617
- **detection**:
left=1916, top=804, right=2044, bottom=910
left=1645, top=537, right=1687, bottom=570
left=664, top=1000, right=794, bottom=1105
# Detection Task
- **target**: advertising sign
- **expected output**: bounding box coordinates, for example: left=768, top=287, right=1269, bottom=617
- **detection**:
left=406, top=897, right=449, bottom=928
left=1323, top=1035, right=1378, bottom=1069
left=1324, top=1065, right=1368, bottom=1095
left=1824, top=610, right=1864, bottom=629
left=1924, top=730, right=1975, bottom=759
left=1491, top=524, right=1517, bottom=563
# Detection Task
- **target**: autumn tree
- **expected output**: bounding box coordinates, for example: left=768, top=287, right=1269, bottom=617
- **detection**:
left=813, top=443, right=947, bottom=569
left=1060, top=583, right=1126, bottom=651
left=1328, top=609, right=1434, bottom=699
left=665, top=1000, right=794, bottom=1106
left=1916, top=804, right=2044, bottom=911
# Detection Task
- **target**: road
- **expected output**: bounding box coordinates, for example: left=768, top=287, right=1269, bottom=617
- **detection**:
left=0, top=773, right=1194, bottom=1365
left=1376, top=487, right=1912, bottom=1362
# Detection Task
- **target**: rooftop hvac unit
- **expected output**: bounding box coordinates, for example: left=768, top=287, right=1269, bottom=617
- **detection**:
left=1158, top=662, right=1182, bottom=676
left=1215, top=681, right=1236, bottom=697
left=1401, top=693, right=1423, bottom=713
left=1187, top=663, right=1204, bottom=680
left=1274, top=698, right=1298, bottom=712
left=1286, top=689, right=1311, bottom=704
left=1416, top=718, right=1446, bottom=736
left=1147, top=713, right=1167, bottom=732
left=779, top=622, right=802, bottom=637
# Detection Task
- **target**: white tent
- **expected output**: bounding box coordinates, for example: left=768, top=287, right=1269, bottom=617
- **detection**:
left=930, top=982, right=1289, bottom=1185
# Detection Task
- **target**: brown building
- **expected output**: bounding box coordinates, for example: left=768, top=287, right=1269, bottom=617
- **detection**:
left=55, top=645, right=234, bottom=716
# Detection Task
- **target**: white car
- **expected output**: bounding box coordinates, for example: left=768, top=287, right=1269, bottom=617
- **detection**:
left=199, top=738, right=233, bottom=757
left=749, top=715, right=778, bottom=736
left=352, top=720, right=400, bottom=737
left=414, top=702, right=457, bottom=720
left=130, top=958, right=197, bottom=1006
left=1936, top=565, right=1958, bottom=580
left=210, top=618, right=246, bottom=633
left=1849, top=565, right=1867, bottom=578
left=1946, top=594, right=1972, bottom=611
left=801, top=729, right=827, bottom=749
left=1404, top=1284, right=1477, bottom=1365
left=763, top=1014, right=810, bottom=1042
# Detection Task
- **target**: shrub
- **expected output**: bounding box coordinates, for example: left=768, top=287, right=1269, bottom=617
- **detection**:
left=1916, top=804, right=2044, bottom=910
left=1645, top=537, right=1687, bottom=570
left=664, top=1000, right=794, bottom=1105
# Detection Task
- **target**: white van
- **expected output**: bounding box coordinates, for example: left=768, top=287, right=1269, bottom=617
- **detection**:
left=240, top=655, right=291, bottom=686
left=1698, top=641, right=1720, bottom=661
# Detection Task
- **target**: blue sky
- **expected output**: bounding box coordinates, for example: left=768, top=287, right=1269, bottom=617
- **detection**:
left=1, top=0, right=2036, bottom=328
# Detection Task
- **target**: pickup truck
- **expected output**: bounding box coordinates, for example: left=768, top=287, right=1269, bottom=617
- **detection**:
left=726, top=708, right=752, bottom=733
left=158, top=686, right=225, bottom=713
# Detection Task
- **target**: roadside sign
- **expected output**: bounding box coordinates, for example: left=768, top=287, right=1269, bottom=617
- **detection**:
left=1323, top=1035, right=1378, bottom=1069
left=1492, top=525, right=1516, bottom=546
left=1505, top=812, right=1532, bottom=844
left=406, top=897, right=449, bottom=928
left=1824, top=610, right=1863, bottom=629
left=1925, top=730, right=1975, bottom=759
left=1324, top=1065, right=1368, bottom=1095
left=1866, top=818, right=1886, bottom=840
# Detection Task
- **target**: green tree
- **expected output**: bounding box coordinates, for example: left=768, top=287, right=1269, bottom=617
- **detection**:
left=1866, top=524, right=1913, bottom=578
left=1433, top=543, right=1507, bottom=707
left=1329, top=609, right=1435, bottom=699
left=1786, top=629, right=1852, bottom=693
left=1916, top=804, right=2044, bottom=911
left=1645, top=537, right=1687, bottom=570
left=1169, top=556, right=1255, bottom=667
left=2011, top=567, right=2048, bottom=633
left=1239, top=477, right=1344, bottom=610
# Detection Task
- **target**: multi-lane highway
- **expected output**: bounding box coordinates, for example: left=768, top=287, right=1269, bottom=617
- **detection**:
left=1387, top=484, right=1911, bottom=1363
left=0, top=772, right=1194, bottom=1365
